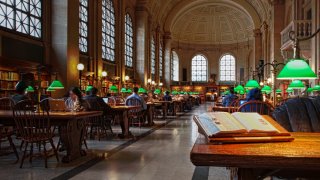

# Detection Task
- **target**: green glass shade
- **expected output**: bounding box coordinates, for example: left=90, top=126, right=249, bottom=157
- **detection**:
left=109, top=85, right=118, bottom=92
left=154, top=89, right=161, bottom=94
left=245, top=80, right=260, bottom=89
left=277, top=59, right=317, bottom=79
left=276, top=89, right=282, bottom=93
left=179, top=91, right=184, bottom=94
left=288, top=80, right=305, bottom=89
left=49, top=80, right=64, bottom=89
left=223, top=90, right=230, bottom=95
left=313, top=85, right=320, bottom=91
left=172, top=90, right=178, bottom=95
left=120, top=88, right=127, bottom=93
left=307, top=87, right=314, bottom=92
left=46, top=86, right=56, bottom=91
left=239, top=90, right=245, bottom=95
left=127, top=89, right=132, bottom=93
left=286, top=87, right=294, bottom=93
left=85, top=85, right=93, bottom=92
left=138, top=88, right=147, bottom=94
left=261, top=85, right=271, bottom=94
left=26, top=86, right=35, bottom=92
left=234, top=85, right=244, bottom=92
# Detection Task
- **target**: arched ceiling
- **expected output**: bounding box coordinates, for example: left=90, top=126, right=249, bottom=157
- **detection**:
left=172, top=5, right=254, bottom=45
left=138, top=0, right=271, bottom=45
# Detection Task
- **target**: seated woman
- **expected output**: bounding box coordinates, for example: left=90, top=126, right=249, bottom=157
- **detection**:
left=240, top=88, right=272, bottom=115
left=222, top=87, right=238, bottom=107
left=65, top=87, right=86, bottom=112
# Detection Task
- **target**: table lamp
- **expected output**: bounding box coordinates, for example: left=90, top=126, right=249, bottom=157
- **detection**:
left=288, top=80, right=305, bottom=89
left=245, top=80, right=260, bottom=89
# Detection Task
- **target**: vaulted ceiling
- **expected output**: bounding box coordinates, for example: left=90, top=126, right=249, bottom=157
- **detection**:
left=138, top=0, right=271, bottom=45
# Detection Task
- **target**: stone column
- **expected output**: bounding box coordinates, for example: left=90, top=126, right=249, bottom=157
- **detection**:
left=163, top=32, right=172, bottom=89
left=155, top=26, right=160, bottom=83
left=51, top=0, right=79, bottom=96
left=135, top=7, right=149, bottom=87
left=253, top=29, right=262, bottom=69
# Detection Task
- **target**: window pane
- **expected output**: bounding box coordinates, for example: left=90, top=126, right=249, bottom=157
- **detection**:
left=0, top=0, right=42, bottom=38
left=102, top=0, right=115, bottom=61
left=125, top=13, right=133, bottom=67
left=220, top=54, right=236, bottom=81
left=191, top=55, right=207, bottom=82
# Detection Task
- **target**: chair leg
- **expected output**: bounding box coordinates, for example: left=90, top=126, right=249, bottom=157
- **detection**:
left=49, top=139, right=59, bottom=162
left=20, top=140, right=24, bottom=150
left=20, top=142, right=28, bottom=168
left=29, top=143, right=33, bottom=163
left=7, top=135, right=19, bottom=161
left=83, top=139, right=88, bottom=150
left=43, top=142, right=48, bottom=168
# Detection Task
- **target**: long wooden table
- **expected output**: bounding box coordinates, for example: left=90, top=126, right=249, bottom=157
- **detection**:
left=110, top=105, right=140, bottom=137
left=191, top=132, right=320, bottom=179
left=0, top=110, right=103, bottom=163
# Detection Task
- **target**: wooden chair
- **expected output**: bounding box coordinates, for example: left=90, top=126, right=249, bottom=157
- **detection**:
left=126, top=98, right=145, bottom=127
left=238, top=100, right=274, bottom=115
left=0, top=97, right=19, bottom=161
left=115, top=97, right=125, bottom=104
left=84, top=98, right=114, bottom=141
left=13, top=100, right=59, bottom=168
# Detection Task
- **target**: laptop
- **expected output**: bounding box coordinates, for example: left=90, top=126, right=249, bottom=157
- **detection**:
left=49, top=99, right=66, bottom=112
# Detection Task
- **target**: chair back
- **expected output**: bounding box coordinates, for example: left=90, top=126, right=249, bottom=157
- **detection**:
left=0, top=97, right=14, bottom=110
left=115, top=97, right=125, bottom=104
left=13, top=100, right=52, bottom=140
left=126, top=98, right=143, bottom=113
left=229, top=98, right=246, bottom=107
left=238, top=100, right=274, bottom=115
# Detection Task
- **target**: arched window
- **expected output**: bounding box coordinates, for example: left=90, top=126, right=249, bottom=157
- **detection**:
left=79, top=0, right=89, bottom=53
left=159, top=42, right=163, bottom=79
left=102, top=0, right=115, bottom=61
left=150, top=37, right=156, bottom=77
left=191, top=55, right=207, bottom=82
left=0, top=0, right=42, bottom=38
left=171, top=51, right=179, bottom=81
left=124, top=13, right=133, bottom=67
left=220, top=54, right=236, bottom=81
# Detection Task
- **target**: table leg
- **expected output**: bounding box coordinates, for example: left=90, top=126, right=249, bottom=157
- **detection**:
left=119, top=111, right=129, bottom=136
left=147, top=106, right=154, bottom=126
left=234, top=168, right=256, bottom=180
left=60, top=118, right=86, bottom=163
left=162, top=103, right=168, bottom=119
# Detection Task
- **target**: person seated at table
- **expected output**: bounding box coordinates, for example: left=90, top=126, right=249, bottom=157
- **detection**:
left=222, top=87, right=238, bottom=107
left=65, top=87, right=86, bottom=112
left=163, top=91, right=172, bottom=101
left=11, top=81, right=29, bottom=103
left=147, top=91, right=156, bottom=103
left=84, top=87, right=111, bottom=109
left=126, top=87, right=147, bottom=110
left=239, top=88, right=271, bottom=114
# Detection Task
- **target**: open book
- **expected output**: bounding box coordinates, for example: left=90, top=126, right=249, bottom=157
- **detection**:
left=196, top=112, right=280, bottom=137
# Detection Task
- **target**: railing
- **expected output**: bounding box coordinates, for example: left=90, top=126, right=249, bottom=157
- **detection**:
left=281, top=20, right=312, bottom=47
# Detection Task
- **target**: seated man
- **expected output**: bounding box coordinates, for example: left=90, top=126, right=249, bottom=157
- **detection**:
left=222, top=87, right=238, bottom=107
left=163, top=91, right=172, bottom=101
left=12, top=81, right=29, bottom=103
left=84, top=87, right=111, bottom=111
left=125, top=87, right=147, bottom=110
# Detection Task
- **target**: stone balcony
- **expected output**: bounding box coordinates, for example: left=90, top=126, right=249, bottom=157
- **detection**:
left=280, top=20, right=312, bottom=51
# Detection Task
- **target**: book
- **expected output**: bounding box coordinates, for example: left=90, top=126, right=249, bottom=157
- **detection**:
left=194, top=112, right=294, bottom=143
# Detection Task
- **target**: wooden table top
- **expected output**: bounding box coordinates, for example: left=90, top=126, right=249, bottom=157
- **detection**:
left=212, top=106, right=238, bottom=112
left=110, top=105, right=140, bottom=110
left=0, top=110, right=103, bottom=119
left=191, top=132, right=320, bottom=170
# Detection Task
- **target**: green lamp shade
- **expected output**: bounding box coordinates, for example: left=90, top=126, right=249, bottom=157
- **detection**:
left=245, top=80, right=260, bottom=89
left=235, top=85, right=244, bottom=92
left=288, top=80, right=305, bottom=89
left=172, top=90, right=178, bottom=95
left=313, top=85, right=320, bottom=91
left=46, top=86, right=56, bottom=91
left=109, top=85, right=118, bottom=92
left=127, top=89, right=132, bottom=93
left=239, top=90, right=245, bottom=95
left=261, top=85, right=271, bottom=94
left=307, top=87, right=314, bottom=92
left=26, top=86, right=35, bottom=92
left=49, top=80, right=64, bottom=89
left=138, top=88, right=147, bottom=93
left=286, top=87, right=294, bottom=93
left=85, top=85, right=93, bottom=92
left=179, top=91, right=184, bottom=94
left=154, top=89, right=161, bottom=94
left=277, top=59, right=317, bottom=79
left=276, top=89, right=282, bottom=93
left=223, top=90, right=230, bottom=95
left=120, top=88, right=127, bottom=93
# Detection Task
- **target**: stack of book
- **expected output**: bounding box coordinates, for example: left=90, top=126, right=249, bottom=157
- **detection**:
left=194, top=112, right=294, bottom=143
